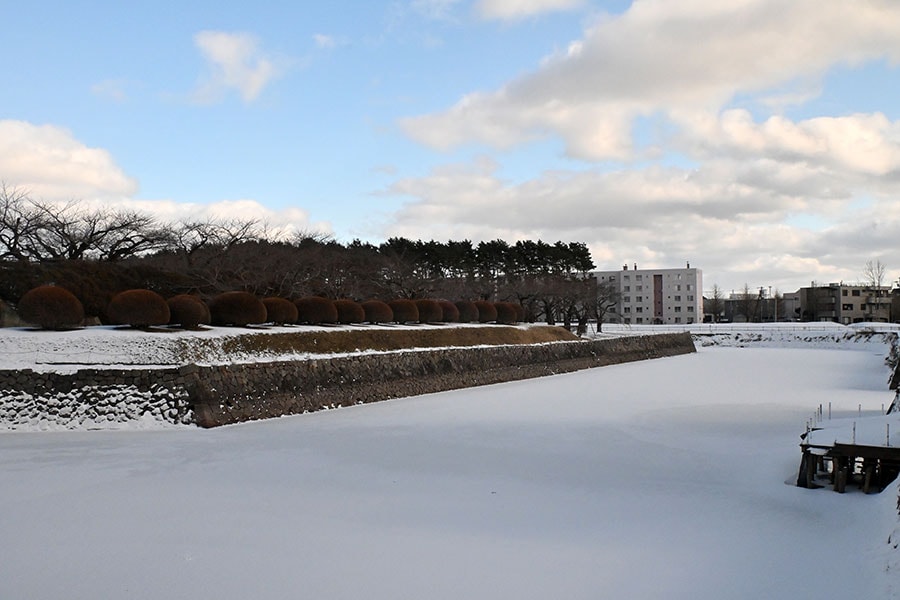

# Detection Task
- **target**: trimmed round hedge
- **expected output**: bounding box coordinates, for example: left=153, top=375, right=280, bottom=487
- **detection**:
left=209, top=291, right=267, bottom=326
left=494, top=301, right=519, bottom=325
left=295, top=296, right=338, bottom=325
left=414, top=299, right=442, bottom=324
left=107, top=289, right=170, bottom=328
left=167, top=294, right=210, bottom=329
left=454, top=300, right=478, bottom=324
left=388, top=299, right=419, bottom=324
left=18, top=285, right=85, bottom=330
left=263, top=297, right=299, bottom=325
left=438, top=300, right=460, bottom=323
left=334, top=299, right=365, bottom=324
left=474, top=300, right=498, bottom=323
left=361, top=300, right=393, bottom=324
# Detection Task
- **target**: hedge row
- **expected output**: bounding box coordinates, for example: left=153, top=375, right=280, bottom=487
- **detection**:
left=13, top=285, right=523, bottom=330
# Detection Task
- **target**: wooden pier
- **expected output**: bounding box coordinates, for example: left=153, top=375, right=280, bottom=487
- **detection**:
left=797, top=438, right=900, bottom=493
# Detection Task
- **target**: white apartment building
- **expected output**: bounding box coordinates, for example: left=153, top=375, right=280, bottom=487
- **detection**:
left=594, top=263, right=703, bottom=325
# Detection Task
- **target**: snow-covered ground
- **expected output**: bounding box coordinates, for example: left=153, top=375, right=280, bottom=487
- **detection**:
left=0, top=322, right=562, bottom=372
left=2, top=337, right=899, bottom=599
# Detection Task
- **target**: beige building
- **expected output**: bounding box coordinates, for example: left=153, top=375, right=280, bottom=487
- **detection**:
left=594, top=264, right=703, bottom=324
left=799, top=283, right=891, bottom=323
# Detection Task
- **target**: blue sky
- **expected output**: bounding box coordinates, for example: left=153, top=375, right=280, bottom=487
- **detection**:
left=3, top=0, right=900, bottom=294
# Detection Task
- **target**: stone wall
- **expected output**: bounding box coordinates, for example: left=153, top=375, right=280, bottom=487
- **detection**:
left=0, top=333, right=694, bottom=429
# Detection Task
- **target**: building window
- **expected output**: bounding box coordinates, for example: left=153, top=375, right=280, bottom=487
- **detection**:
left=842, top=303, right=853, bottom=311
left=675, top=317, right=681, bottom=323
left=687, top=284, right=693, bottom=291
left=688, top=295, right=694, bottom=301
left=636, top=285, right=643, bottom=291
left=624, top=275, right=630, bottom=281
left=636, top=306, right=643, bottom=313
left=676, top=284, right=682, bottom=291
left=636, top=317, right=643, bottom=324
left=842, top=289, right=848, bottom=296
left=852, top=290, right=861, bottom=296
left=624, top=307, right=631, bottom=313
left=636, top=296, right=643, bottom=302
left=623, top=296, right=630, bottom=303
left=636, top=274, right=643, bottom=281
left=674, top=306, right=682, bottom=313
left=688, top=306, right=694, bottom=312
left=623, top=286, right=630, bottom=292
left=674, top=295, right=681, bottom=301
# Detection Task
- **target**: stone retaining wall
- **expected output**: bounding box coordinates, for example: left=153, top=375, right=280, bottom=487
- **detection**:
left=0, top=333, right=694, bottom=429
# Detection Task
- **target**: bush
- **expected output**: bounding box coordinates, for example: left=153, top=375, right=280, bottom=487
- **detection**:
left=415, top=299, right=442, bottom=324
left=167, top=294, right=210, bottom=329
left=107, top=289, right=170, bottom=328
left=474, top=300, right=498, bottom=323
left=513, top=303, right=526, bottom=322
left=454, top=300, right=478, bottom=323
left=263, top=297, right=298, bottom=325
left=295, top=296, right=338, bottom=325
left=388, top=299, right=419, bottom=324
left=209, top=291, right=267, bottom=326
left=438, top=300, right=460, bottom=323
left=494, top=301, right=519, bottom=324
left=334, top=299, right=365, bottom=324
left=17, top=285, right=85, bottom=330
left=361, top=300, right=393, bottom=324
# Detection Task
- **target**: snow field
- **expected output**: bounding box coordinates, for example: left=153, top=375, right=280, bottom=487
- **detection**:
left=1, top=344, right=899, bottom=599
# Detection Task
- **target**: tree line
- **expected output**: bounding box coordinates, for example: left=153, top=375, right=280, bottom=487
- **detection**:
left=1, top=185, right=602, bottom=330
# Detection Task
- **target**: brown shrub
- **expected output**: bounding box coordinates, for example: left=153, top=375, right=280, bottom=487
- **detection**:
left=167, top=294, right=210, bottom=329
left=17, top=285, right=85, bottom=330
left=361, top=300, right=393, bottom=324
left=474, top=300, right=498, bottom=323
left=107, top=289, right=170, bottom=328
left=513, top=303, right=526, bottom=322
left=334, top=299, right=365, bottom=324
left=263, top=297, right=298, bottom=325
left=494, top=301, right=519, bottom=324
left=454, top=300, right=478, bottom=323
left=295, top=296, right=338, bottom=325
left=209, top=291, right=267, bottom=326
left=415, top=299, right=442, bottom=324
left=438, top=300, right=460, bottom=323
left=388, top=299, right=419, bottom=324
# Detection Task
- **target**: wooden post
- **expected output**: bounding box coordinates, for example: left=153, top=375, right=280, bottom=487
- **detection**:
left=806, top=451, right=817, bottom=488
left=835, top=466, right=848, bottom=493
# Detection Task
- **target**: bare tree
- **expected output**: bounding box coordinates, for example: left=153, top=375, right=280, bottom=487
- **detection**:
left=0, top=183, right=43, bottom=261
left=706, top=284, right=724, bottom=323
left=594, top=280, right=622, bottom=332
left=863, top=259, right=887, bottom=289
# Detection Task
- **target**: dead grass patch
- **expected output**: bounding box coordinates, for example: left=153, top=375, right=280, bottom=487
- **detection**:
left=220, top=324, right=578, bottom=356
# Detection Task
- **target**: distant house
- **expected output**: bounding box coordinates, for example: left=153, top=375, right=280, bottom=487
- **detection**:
left=593, top=263, right=703, bottom=325
left=798, top=283, right=891, bottom=323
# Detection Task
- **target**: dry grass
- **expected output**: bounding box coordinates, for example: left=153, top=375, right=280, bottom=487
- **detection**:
left=220, top=324, right=578, bottom=356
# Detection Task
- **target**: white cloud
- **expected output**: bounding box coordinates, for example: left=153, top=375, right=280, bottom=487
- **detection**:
left=313, top=34, right=336, bottom=49
left=0, top=119, right=331, bottom=239
left=192, top=31, right=282, bottom=104
left=0, top=120, right=137, bottom=201
left=476, top=0, right=584, bottom=21
left=402, top=0, right=900, bottom=160
left=381, top=149, right=900, bottom=292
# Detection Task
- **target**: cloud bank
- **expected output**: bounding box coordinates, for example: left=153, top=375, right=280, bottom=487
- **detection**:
left=389, top=0, right=900, bottom=291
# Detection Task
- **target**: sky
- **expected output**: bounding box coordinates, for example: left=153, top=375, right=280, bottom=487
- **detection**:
left=2, top=0, right=900, bottom=295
